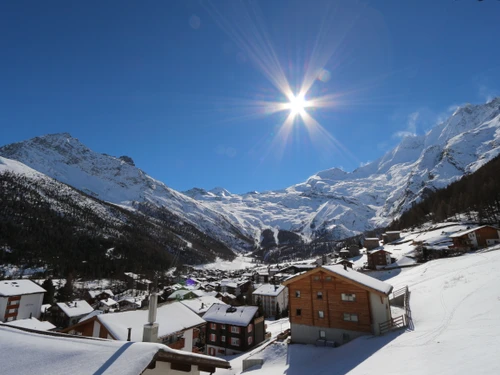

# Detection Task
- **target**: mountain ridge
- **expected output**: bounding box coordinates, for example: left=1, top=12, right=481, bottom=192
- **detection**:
left=1, top=98, right=499, bottom=253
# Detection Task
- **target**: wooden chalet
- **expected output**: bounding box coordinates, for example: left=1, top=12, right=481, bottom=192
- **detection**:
left=367, top=249, right=392, bottom=269
left=449, top=225, right=500, bottom=250
left=283, top=265, right=393, bottom=346
left=363, top=238, right=380, bottom=250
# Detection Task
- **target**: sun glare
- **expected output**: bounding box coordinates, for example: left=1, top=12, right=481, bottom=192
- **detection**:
left=287, top=94, right=308, bottom=116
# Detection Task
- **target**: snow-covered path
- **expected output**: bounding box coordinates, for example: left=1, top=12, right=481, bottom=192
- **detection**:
left=212, top=247, right=500, bottom=375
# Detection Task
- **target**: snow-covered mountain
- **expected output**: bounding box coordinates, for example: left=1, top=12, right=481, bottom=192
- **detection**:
left=1, top=98, right=500, bottom=250
left=184, top=98, right=500, bottom=241
left=0, top=134, right=253, bottom=252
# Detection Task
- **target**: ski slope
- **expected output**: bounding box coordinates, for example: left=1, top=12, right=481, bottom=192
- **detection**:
left=215, top=247, right=500, bottom=375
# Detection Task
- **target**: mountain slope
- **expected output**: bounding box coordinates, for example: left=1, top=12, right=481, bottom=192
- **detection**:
left=1, top=98, right=499, bottom=253
left=0, top=134, right=254, bottom=252
left=0, top=155, right=237, bottom=276
left=186, top=98, right=500, bottom=241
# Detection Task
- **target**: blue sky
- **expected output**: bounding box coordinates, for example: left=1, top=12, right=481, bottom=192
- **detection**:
left=1, top=0, right=499, bottom=194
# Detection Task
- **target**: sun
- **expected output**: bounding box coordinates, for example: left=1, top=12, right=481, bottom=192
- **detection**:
left=286, top=94, right=308, bottom=116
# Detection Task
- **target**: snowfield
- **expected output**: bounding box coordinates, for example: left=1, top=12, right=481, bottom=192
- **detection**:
left=214, top=247, right=500, bottom=375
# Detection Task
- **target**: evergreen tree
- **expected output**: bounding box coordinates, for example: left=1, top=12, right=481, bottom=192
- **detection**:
left=41, top=278, right=55, bottom=305
left=275, top=302, right=281, bottom=320
left=256, top=296, right=264, bottom=317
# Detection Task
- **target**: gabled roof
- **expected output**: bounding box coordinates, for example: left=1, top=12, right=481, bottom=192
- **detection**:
left=180, top=296, right=227, bottom=315
left=56, top=300, right=94, bottom=318
left=203, top=304, right=258, bottom=326
left=368, top=249, right=392, bottom=255
left=0, top=280, right=46, bottom=297
left=449, top=225, right=500, bottom=238
left=95, top=301, right=205, bottom=341
left=283, top=265, right=393, bottom=296
left=4, top=317, right=55, bottom=331
left=88, top=289, right=114, bottom=298
left=253, top=284, right=286, bottom=297
left=0, top=324, right=230, bottom=375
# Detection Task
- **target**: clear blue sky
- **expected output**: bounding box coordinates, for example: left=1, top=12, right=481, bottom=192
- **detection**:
left=1, top=0, right=499, bottom=194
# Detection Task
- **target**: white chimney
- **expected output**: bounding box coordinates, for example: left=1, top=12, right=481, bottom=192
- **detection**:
left=143, top=293, right=159, bottom=343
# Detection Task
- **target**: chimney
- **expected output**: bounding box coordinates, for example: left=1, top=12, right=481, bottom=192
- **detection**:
left=344, top=263, right=347, bottom=271
left=143, top=293, right=159, bottom=343
left=127, top=328, right=132, bottom=341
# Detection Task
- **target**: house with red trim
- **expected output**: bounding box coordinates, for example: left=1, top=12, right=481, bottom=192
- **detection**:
left=0, top=280, right=46, bottom=323
left=204, top=304, right=265, bottom=357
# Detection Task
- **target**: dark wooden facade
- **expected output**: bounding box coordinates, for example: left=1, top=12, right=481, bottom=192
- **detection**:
left=285, top=270, right=373, bottom=334
left=367, top=250, right=391, bottom=269
left=451, top=226, right=500, bottom=249
left=205, top=315, right=265, bottom=356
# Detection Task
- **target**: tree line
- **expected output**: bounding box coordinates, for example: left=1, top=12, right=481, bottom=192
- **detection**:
left=388, top=154, right=500, bottom=230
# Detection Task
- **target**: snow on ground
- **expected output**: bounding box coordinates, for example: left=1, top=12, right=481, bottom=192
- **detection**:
left=194, top=254, right=257, bottom=271
left=265, top=318, right=290, bottom=339
left=213, top=246, right=500, bottom=375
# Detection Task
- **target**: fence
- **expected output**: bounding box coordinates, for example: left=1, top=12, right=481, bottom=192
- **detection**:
left=379, top=285, right=411, bottom=335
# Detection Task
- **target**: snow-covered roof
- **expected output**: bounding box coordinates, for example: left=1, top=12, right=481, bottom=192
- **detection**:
left=88, top=289, right=114, bottom=298
left=167, top=289, right=204, bottom=300
left=203, top=303, right=258, bottom=326
left=56, top=300, right=94, bottom=318
left=0, top=280, right=46, bottom=297
left=449, top=225, right=499, bottom=238
left=79, top=309, right=103, bottom=323
left=97, top=301, right=205, bottom=341
left=4, top=317, right=55, bottom=331
left=99, top=298, right=118, bottom=307
left=0, top=325, right=229, bottom=375
left=41, top=304, right=51, bottom=314
left=180, top=296, right=228, bottom=315
left=253, top=284, right=286, bottom=297
left=368, top=249, right=392, bottom=255
left=321, top=265, right=393, bottom=295
left=218, top=292, right=236, bottom=299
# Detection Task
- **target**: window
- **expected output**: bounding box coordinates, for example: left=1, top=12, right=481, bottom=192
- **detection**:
left=313, top=276, right=320, bottom=281
left=325, top=276, right=332, bottom=281
left=221, top=335, right=226, bottom=342
left=231, top=326, right=240, bottom=334
left=248, top=336, right=253, bottom=345
left=343, top=313, right=359, bottom=322
left=210, top=323, right=217, bottom=330
left=296, top=309, right=302, bottom=316
left=318, top=310, right=324, bottom=318
left=317, top=291, right=323, bottom=299
left=209, top=333, right=216, bottom=342
left=9, top=300, right=19, bottom=306
left=248, top=324, right=253, bottom=333
left=319, top=330, right=326, bottom=339
left=341, top=293, right=356, bottom=302
left=295, top=290, right=301, bottom=298
left=221, top=324, right=226, bottom=329
left=231, top=337, right=240, bottom=346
